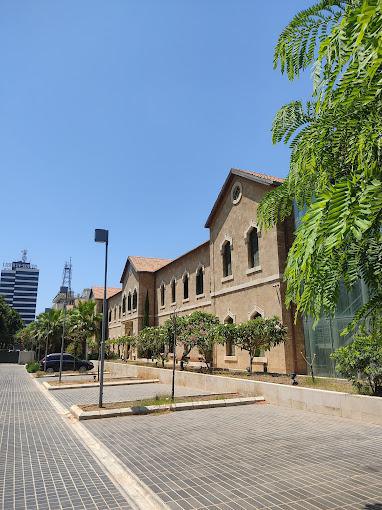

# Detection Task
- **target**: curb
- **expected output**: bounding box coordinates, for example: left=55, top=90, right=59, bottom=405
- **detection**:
left=39, top=371, right=111, bottom=378
left=43, top=378, right=159, bottom=390
left=31, top=375, right=168, bottom=510
left=71, top=396, right=265, bottom=420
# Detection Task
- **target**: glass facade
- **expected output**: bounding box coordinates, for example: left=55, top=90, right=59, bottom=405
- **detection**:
left=303, top=281, right=368, bottom=376
left=295, top=206, right=368, bottom=376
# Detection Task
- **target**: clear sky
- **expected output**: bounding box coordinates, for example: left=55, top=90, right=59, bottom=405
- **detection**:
left=0, top=0, right=312, bottom=314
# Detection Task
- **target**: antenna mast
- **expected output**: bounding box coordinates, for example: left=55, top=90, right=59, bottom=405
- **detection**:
left=61, top=258, right=73, bottom=304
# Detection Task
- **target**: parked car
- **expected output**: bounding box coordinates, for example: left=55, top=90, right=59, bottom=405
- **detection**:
left=40, top=353, right=94, bottom=373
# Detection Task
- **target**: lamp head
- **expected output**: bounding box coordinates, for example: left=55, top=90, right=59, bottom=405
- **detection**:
left=95, top=229, right=108, bottom=243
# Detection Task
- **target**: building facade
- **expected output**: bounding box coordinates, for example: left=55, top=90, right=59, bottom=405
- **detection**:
left=107, top=169, right=306, bottom=374
left=0, top=252, right=39, bottom=325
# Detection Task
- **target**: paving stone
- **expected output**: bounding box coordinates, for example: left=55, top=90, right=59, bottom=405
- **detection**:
left=0, top=364, right=130, bottom=510
left=81, top=392, right=382, bottom=509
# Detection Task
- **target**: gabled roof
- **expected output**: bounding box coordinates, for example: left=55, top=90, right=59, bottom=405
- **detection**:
left=120, top=256, right=172, bottom=282
left=204, top=168, right=285, bottom=228
left=91, top=287, right=122, bottom=300
left=129, top=256, right=172, bottom=272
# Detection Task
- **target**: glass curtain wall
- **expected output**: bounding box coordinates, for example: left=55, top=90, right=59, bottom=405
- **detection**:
left=295, top=207, right=368, bottom=376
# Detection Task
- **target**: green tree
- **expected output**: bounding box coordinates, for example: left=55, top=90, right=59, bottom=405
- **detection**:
left=331, top=319, right=382, bottom=396
left=162, top=315, right=189, bottom=362
left=137, top=326, right=168, bottom=367
left=35, top=309, right=63, bottom=357
left=16, top=322, right=36, bottom=351
left=233, top=317, right=287, bottom=374
left=257, top=1, right=382, bottom=330
left=184, top=311, right=220, bottom=372
left=0, top=296, right=23, bottom=349
left=68, top=300, right=102, bottom=358
left=106, top=335, right=135, bottom=359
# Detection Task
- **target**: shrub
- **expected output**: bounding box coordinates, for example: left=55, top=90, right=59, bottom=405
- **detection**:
left=26, top=361, right=40, bottom=373
left=331, top=322, right=382, bottom=396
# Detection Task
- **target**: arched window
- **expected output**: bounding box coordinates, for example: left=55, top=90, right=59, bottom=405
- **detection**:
left=119, top=305, right=121, bottom=319
left=250, top=311, right=262, bottom=320
left=222, top=241, right=232, bottom=277
left=183, top=274, right=189, bottom=300
left=132, top=289, right=137, bottom=310
left=160, top=284, right=165, bottom=307
left=196, top=267, right=204, bottom=295
left=224, top=316, right=235, bottom=356
left=127, top=292, right=131, bottom=311
left=248, top=227, right=259, bottom=268
left=122, top=295, right=126, bottom=314
left=108, top=310, right=112, bottom=322
left=171, top=279, right=176, bottom=304
left=113, top=308, right=116, bottom=320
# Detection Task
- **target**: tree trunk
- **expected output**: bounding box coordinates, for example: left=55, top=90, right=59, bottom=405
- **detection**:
left=248, top=354, right=253, bottom=374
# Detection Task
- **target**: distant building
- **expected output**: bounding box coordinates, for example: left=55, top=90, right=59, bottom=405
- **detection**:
left=88, top=287, right=122, bottom=315
left=52, top=289, right=75, bottom=310
left=0, top=251, right=39, bottom=325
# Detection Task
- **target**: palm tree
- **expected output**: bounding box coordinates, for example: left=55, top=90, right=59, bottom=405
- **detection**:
left=37, top=309, right=62, bottom=365
left=68, top=300, right=102, bottom=359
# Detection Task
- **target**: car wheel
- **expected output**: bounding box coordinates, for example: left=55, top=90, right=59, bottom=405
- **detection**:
left=78, top=365, right=87, bottom=374
left=46, top=367, right=54, bottom=374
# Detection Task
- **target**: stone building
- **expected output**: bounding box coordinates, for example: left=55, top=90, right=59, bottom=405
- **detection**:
left=107, top=168, right=306, bottom=374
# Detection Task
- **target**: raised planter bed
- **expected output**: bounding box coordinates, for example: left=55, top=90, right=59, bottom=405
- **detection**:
left=70, top=395, right=265, bottom=420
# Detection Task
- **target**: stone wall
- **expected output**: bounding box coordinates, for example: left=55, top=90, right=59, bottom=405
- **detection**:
left=100, top=361, right=382, bottom=426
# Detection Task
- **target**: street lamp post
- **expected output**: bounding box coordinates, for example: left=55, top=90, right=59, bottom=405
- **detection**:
left=95, top=228, right=109, bottom=408
left=58, top=288, right=68, bottom=383
left=44, top=308, right=51, bottom=373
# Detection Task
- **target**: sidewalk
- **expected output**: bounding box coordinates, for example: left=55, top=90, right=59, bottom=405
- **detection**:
left=0, top=364, right=131, bottom=510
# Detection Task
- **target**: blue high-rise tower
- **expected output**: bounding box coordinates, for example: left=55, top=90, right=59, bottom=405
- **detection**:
left=0, top=251, right=39, bottom=325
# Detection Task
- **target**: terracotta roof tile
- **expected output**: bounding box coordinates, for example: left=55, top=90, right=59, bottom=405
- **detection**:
left=92, top=287, right=122, bottom=300
left=129, top=256, right=172, bottom=272
left=232, top=168, right=285, bottom=183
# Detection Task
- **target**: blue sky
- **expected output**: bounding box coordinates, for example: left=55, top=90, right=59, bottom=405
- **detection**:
left=0, top=0, right=312, bottom=313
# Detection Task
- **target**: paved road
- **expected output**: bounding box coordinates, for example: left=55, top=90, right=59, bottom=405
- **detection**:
left=0, top=365, right=130, bottom=510
left=85, top=402, right=382, bottom=510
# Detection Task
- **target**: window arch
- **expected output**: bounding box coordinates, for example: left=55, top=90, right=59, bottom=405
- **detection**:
left=119, top=305, right=121, bottom=319
left=132, top=289, right=137, bottom=310
left=224, top=316, right=235, bottom=356
left=250, top=311, right=262, bottom=320
left=108, top=309, right=112, bottom=322
left=160, top=283, right=165, bottom=307
left=171, top=279, right=176, bottom=304
left=113, top=307, right=116, bottom=320
left=122, top=295, right=126, bottom=314
left=196, top=266, right=204, bottom=295
left=222, top=241, right=232, bottom=277
left=248, top=227, right=260, bottom=268
left=127, top=292, right=132, bottom=312
left=183, top=273, right=189, bottom=300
